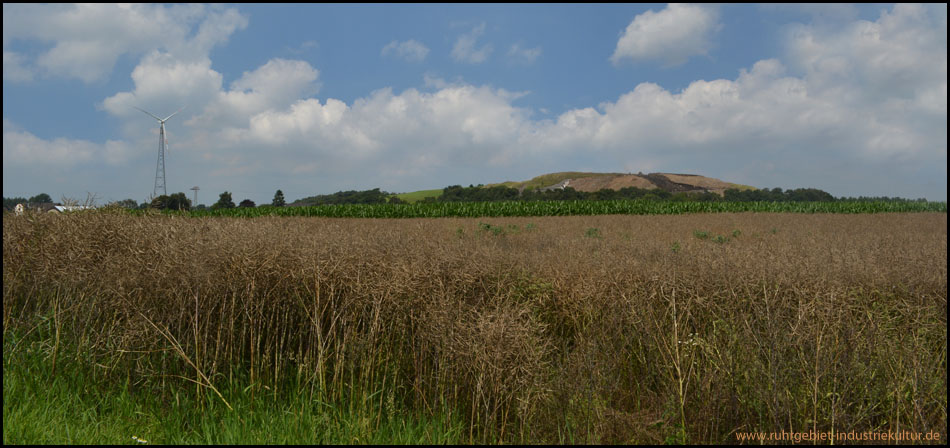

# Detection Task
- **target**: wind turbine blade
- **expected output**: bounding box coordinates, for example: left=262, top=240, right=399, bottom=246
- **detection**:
left=134, top=106, right=163, bottom=122
left=162, top=106, right=186, bottom=122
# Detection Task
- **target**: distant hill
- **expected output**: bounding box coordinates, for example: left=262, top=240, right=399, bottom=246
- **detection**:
left=392, top=172, right=756, bottom=203
left=488, top=172, right=756, bottom=196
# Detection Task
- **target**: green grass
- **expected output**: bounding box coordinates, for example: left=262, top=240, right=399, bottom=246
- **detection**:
left=584, top=227, right=603, bottom=239
left=392, top=189, right=443, bottom=204
left=3, top=331, right=465, bottom=445
left=725, top=182, right=757, bottom=191
left=488, top=172, right=622, bottom=191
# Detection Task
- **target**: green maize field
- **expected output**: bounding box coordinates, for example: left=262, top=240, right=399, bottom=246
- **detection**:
left=134, top=199, right=947, bottom=219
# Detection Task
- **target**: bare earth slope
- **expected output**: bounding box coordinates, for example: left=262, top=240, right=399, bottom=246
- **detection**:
left=659, top=173, right=755, bottom=195
left=568, top=174, right=657, bottom=192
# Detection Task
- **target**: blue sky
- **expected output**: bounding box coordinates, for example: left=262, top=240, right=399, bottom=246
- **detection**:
left=3, top=3, right=947, bottom=205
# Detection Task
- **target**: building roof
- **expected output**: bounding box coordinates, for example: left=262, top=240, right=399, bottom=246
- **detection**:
left=53, top=205, right=93, bottom=213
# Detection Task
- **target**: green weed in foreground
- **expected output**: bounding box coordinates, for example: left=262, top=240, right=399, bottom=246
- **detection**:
left=585, top=227, right=603, bottom=239
left=3, top=333, right=464, bottom=445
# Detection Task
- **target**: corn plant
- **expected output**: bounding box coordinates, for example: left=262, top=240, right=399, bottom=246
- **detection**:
left=175, top=199, right=947, bottom=219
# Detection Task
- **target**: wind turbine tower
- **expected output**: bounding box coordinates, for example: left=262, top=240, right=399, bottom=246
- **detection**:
left=135, top=106, right=184, bottom=197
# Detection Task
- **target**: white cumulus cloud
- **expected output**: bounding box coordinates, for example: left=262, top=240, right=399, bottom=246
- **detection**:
left=193, top=58, right=322, bottom=129
left=3, top=119, right=132, bottom=166
left=611, top=3, right=721, bottom=67
left=101, top=52, right=224, bottom=122
left=2, top=3, right=247, bottom=83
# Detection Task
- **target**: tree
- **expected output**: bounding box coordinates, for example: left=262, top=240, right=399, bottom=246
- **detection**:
left=106, top=198, right=139, bottom=209
left=149, top=192, right=191, bottom=211
left=168, top=192, right=191, bottom=210
left=592, top=189, right=618, bottom=201
left=239, top=199, right=256, bottom=208
left=292, top=188, right=393, bottom=206
left=29, top=193, right=53, bottom=204
left=149, top=195, right=170, bottom=210
left=272, top=189, right=286, bottom=207
left=3, top=197, right=29, bottom=210
left=212, top=191, right=235, bottom=210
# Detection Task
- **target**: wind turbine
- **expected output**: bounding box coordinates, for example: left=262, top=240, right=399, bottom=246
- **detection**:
left=135, top=106, right=185, bottom=197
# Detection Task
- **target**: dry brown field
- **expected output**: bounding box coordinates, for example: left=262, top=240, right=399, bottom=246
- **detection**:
left=3, top=211, right=947, bottom=443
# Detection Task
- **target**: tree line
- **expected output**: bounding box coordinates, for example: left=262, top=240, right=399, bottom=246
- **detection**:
left=2, top=190, right=287, bottom=212
left=416, top=185, right=929, bottom=203
left=290, top=188, right=403, bottom=206
left=148, top=190, right=289, bottom=211
left=3, top=185, right=935, bottom=213
left=3, top=193, right=55, bottom=210
left=419, top=184, right=840, bottom=203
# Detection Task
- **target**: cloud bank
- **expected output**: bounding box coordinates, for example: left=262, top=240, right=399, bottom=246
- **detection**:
left=2, top=3, right=247, bottom=83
